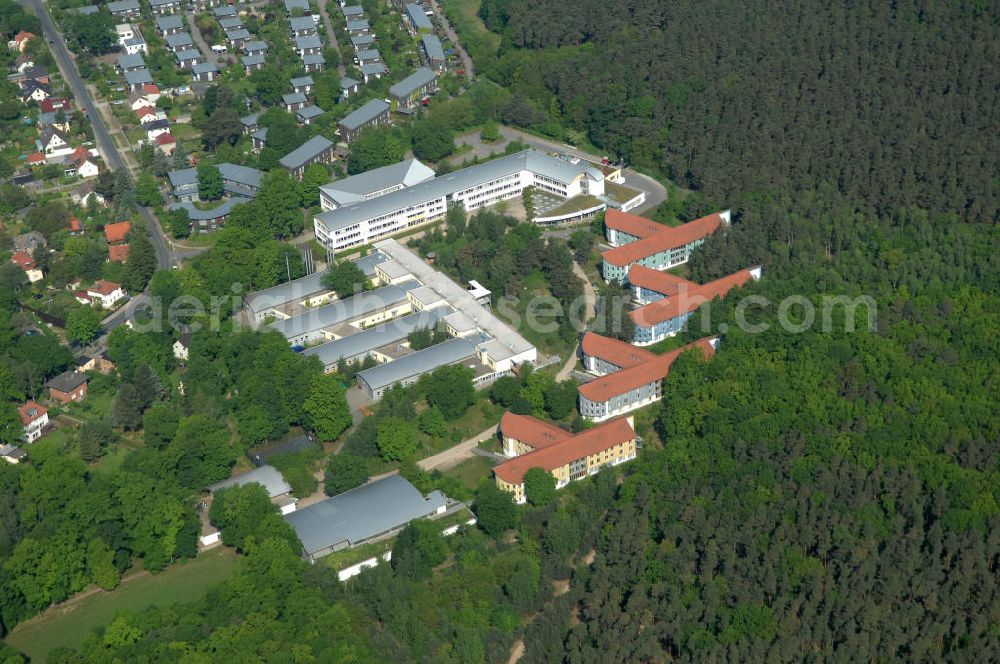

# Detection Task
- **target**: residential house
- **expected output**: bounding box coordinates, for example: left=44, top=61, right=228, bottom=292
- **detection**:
left=282, top=91, right=307, bottom=112
left=77, top=280, right=126, bottom=309
left=192, top=61, right=220, bottom=82
left=294, top=35, right=322, bottom=57
left=128, top=91, right=156, bottom=111
left=346, top=18, right=370, bottom=36
left=37, top=110, right=72, bottom=132
left=136, top=106, right=159, bottom=123
left=144, top=118, right=171, bottom=141
left=339, top=76, right=360, bottom=100
left=107, top=0, right=141, bottom=18
left=154, top=132, right=177, bottom=155
left=174, top=49, right=203, bottom=69
left=243, top=40, right=267, bottom=58
left=350, top=34, right=374, bottom=49
left=250, top=127, right=268, bottom=153
left=77, top=352, right=116, bottom=375
left=240, top=112, right=259, bottom=133
left=218, top=16, right=243, bottom=31
left=19, top=81, right=50, bottom=103
left=12, top=232, right=46, bottom=255
left=493, top=413, right=638, bottom=503
left=104, top=220, right=131, bottom=263
left=141, top=83, right=162, bottom=101
left=284, top=0, right=309, bottom=14
left=355, top=48, right=380, bottom=65
left=69, top=146, right=100, bottom=178
left=212, top=5, right=236, bottom=18
left=10, top=251, right=43, bottom=283
left=168, top=167, right=199, bottom=202
left=301, top=53, right=325, bottom=72
left=122, top=36, right=147, bottom=55
left=0, top=446, right=27, bottom=464
left=172, top=331, right=192, bottom=361
left=67, top=217, right=84, bottom=235
left=341, top=5, right=363, bottom=18
left=358, top=62, right=387, bottom=83
left=279, top=135, right=335, bottom=179
left=45, top=371, right=89, bottom=403
left=403, top=3, right=433, bottom=35
left=164, top=31, right=194, bottom=52
left=388, top=67, right=437, bottom=108
left=156, top=14, right=185, bottom=35
left=296, top=105, right=324, bottom=125
left=24, top=152, right=46, bottom=167
left=217, top=162, right=263, bottom=198
left=242, top=53, right=266, bottom=74
left=421, top=34, right=445, bottom=72
left=226, top=28, right=251, bottom=49
left=40, top=127, right=69, bottom=154
left=149, top=0, right=181, bottom=14
left=124, top=68, right=154, bottom=91
left=19, top=401, right=48, bottom=442
left=7, top=31, right=35, bottom=52
left=289, top=16, right=317, bottom=37
left=337, top=98, right=390, bottom=142
left=290, top=75, right=314, bottom=95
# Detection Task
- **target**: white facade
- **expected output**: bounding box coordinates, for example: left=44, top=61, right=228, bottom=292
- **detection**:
left=86, top=283, right=126, bottom=309
left=21, top=408, right=48, bottom=442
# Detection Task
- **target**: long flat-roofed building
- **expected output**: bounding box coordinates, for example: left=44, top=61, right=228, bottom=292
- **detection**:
left=304, top=305, right=453, bottom=372
left=630, top=266, right=762, bottom=345
left=314, top=150, right=606, bottom=251
left=578, top=334, right=719, bottom=421
left=285, top=474, right=448, bottom=562
left=601, top=209, right=730, bottom=282
left=319, top=158, right=435, bottom=211
left=356, top=333, right=488, bottom=399
left=494, top=415, right=638, bottom=503
left=267, top=280, right=420, bottom=347
left=208, top=465, right=297, bottom=515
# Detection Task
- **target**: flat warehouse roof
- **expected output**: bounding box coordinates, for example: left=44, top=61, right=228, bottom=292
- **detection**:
left=357, top=333, right=488, bottom=391
left=208, top=465, right=292, bottom=498
left=267, top=280, right=420, bottom=338
left=284, top=474, right=447, bottom=555
left=245, top=271, right=329, bottom=315
left=302, top=306, right=453, bottom=366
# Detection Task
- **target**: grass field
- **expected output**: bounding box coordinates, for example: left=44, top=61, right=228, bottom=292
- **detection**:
left=5, top=548, right=239, bottom=662
left=441, top=455, right=496, bottom=491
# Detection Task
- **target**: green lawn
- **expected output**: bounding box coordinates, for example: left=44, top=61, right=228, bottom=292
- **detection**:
left=440, top=455, right=495, bottom=492
left=5, top=548, right=239, bottom=662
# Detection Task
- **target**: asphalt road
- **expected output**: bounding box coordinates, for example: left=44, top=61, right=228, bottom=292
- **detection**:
left=19, top=0, right=174, bottom=271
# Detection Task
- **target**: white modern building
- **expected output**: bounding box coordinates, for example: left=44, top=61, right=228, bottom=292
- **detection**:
left=319, top=158, right=435, bottom=211
left=313, top=150, right=606, bottom=252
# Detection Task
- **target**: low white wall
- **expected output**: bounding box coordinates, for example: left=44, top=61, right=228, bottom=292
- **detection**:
left=336, top=517, right=478, bottom=581
left=535, top=202, right=607, bottom=226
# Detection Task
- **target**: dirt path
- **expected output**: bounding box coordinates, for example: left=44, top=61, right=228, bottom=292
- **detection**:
left=427, top=0, right=474, bottom=80
left=507, top=639, right=525, bottom=664
left=555, top=262, right=597, bottom=381
left=186, top=12, right=221, bottom=66
left=316, top=0, right=347, bottom=78
left=417, top=424, right=499, bottom=471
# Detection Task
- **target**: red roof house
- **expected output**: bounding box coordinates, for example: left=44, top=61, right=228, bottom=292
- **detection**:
left=26, top=152, right=46, bottom=165
left=104, top=220, right=131, bottom=244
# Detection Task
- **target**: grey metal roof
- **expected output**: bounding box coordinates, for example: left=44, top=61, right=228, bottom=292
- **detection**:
left=421, top=34, right=444, bottom=61
left=167, top=167, right=197, bottom=187
left=242, top=54, right=266, bottom=67
left=405, top=3, right=432, bottom=30
left=359, top=62, right=387, bottom=77
left=353, top=250, right=389, bottom=276
left=341, top=5, right=363, bottom=17
left=267, top=280, right=419, bottom=339
left=46, top=370, right=88, bottom=392
left=444, top=310, right=477, bottom=335
left=302, top=53, right=326, bottom=66
left=244, top=270, right=329, bottom=315
left=218, top=17, right=243, bottom=29
left=279, top=135, right=333, bottom=170
left=156, top=14, right=183, bottom=30
left=374, top=260, right=410, bottom=280
left=240, top=112, right=259, bottom=128
left=208, top=465, right=292, bottom=497
left=251, top=127, right=268, bottom=143
left=149, top=0, right=177, bottom=7
left=374, top=239, right=535, bottom=360
left=284, top=0, right=309, bottom=11
left=295, top=35, right=322, bottom=50
left=296, top=105, right=325, bottom=120
left=123, top=68, right=153, bottom=85
left=117, top=53, right=145, bottom=70
left=357, top=334, right=488, bottom=392
left=315, top=150, right=603, bottom=234
left=290, top=75, right=314, bottom=87
left=303, top=306, right=453, bottom=367
left=346, top=19, right=369, bottom=31
left=164, top=32, right=193, bottom=48
left=319, top=158, right=434, bottom=207
left=340, top=76, right=359, bottom=90
left=339, top=98, right=389, bottom=131
left=171, top=198, right=249, bottom=221
left=389, top=67, right=436, bottom=98
left=124, top=37, right=145, bottom=48
left=243, top=40, right=267, bottom=52
left=289, top=16, right=314, bottom=30
left=226, top=28, right=251, bottom=40
left=213, top=4, right=236, bottom=16
left=350, top=35, right=374, bottom=47
left=217, top=163, right=261, bottom=189
left=193, top=62, right=219, bottom=75
left=175, top=49, right=202, bottom=63
left=107, top=0, right=139, bottom=11
left=282, top=91, right=307, bottom=106
left=408, top=285, right=443, bottom=308
left=284, top=474, right=447, bottom=555
left=356, top=48, right=380, bottom=61
left=72, top=5, right=100, bottom=14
